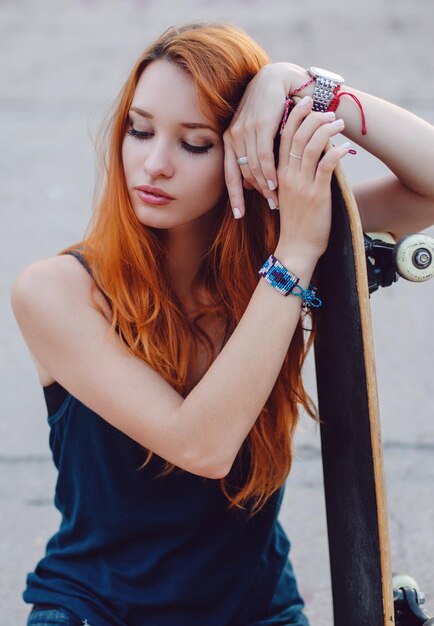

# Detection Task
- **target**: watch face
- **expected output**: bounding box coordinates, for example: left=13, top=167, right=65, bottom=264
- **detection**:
left=309, top=66, right=345, bottom=83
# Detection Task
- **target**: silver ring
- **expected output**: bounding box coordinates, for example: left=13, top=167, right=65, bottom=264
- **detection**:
left=236, top=156, right=249, bottom=165
left=289, top=152, right=303, bottom=160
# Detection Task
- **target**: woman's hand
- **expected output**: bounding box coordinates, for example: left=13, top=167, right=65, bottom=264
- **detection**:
left=223, top=62, right=315, bottom=218
left=276, top=97, right=351, bottom=260
left=223, top=63, right=293, bottom=217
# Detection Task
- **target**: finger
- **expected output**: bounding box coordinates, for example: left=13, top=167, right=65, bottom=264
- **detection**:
left=234, top=141, right=265, bottom=197
left=299, top=118, right=346, bottom=183
left=314, top=140, right=352, bottom=187
left=278, top=97, right=313, bottom=170
left=244, top=130, right=279, bottom=209
left=224, top=140, right=246, bottom=218
left=256, top=124, right=279, bottom=199
left=225, top=122, right=276, bottom=205
left=236, top=137, right=261, bottom=195
left=223, top=126, right=257, bottom=195
left=288, top=110, right=337, bottom=168
left=243, top=179, right=255, bottom=190
left=239, top=162, right=263, bottom=195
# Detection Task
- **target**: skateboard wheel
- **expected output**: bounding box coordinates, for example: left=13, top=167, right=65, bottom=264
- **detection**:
left=393, top=233, right=434, bottom=281
left=367, top=231, right=396, bottom=245
left=392, top=574, right=421, bottom=594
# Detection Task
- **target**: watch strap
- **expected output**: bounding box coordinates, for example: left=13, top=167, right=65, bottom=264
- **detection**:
left=311, top=77, right=340, bottom=112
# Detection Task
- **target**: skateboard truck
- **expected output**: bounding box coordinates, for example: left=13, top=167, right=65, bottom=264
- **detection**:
left=394, top=586, right=434, bottom=626
left=364, top=232, right=434, bottom=294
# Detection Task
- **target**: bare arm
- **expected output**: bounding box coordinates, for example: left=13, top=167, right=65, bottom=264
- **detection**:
left=352, top=174, right=434, bottom=240
left=11, top=251, right=313, bottom=480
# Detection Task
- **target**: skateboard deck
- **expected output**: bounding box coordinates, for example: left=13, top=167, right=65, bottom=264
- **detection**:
left=313, top=151, right=395, bottom=626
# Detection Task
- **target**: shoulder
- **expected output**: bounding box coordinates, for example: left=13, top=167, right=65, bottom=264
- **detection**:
left=11, top=255, right=96, bottom=387
left=12, top=253, right=91, bottom=294
left=11, top=255, right=83, bottom=315
left=11, top=253, right=111, bottom=322
left=11, top=253, right=114, bottom=387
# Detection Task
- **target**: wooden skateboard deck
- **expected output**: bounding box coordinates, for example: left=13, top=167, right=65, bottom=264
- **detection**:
left=313, top=152, right=395, bottom=626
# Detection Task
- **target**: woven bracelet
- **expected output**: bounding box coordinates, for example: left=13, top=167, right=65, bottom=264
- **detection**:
left=259, top=255, right=322, bottom=309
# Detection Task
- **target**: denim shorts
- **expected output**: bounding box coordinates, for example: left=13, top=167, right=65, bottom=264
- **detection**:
left=27, top=605, right=86, bottom=626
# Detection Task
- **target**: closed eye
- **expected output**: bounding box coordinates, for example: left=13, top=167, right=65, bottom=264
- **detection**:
left=126, top=126, right=213, bottom=155
left=126, top=127, right=153, bottom=141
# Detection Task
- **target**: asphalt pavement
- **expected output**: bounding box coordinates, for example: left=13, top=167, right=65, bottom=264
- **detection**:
left=1, top=1, right=433, bottom=624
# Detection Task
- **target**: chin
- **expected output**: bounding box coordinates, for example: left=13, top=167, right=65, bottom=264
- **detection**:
left=133, top=205, right=170, bottom=226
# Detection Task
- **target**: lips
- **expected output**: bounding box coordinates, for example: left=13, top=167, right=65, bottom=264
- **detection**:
left=135, top=185, right=174, bottom=199
left=135, top=185, right=174, bottom=206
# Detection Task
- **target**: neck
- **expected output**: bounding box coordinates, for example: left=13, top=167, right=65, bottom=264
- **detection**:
left=161, top=206, right=220, bottom=304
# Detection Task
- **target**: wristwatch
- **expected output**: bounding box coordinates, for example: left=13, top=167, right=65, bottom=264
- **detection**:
left=308, top=67, right=345, bottom=112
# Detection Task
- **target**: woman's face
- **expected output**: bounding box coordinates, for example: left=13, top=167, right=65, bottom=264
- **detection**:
left=122, top=59, right=226, bottom=232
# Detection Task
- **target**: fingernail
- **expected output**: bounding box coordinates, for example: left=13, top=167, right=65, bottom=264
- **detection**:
left=268, top=198, right=277, bottom=211
left=299, top=96, right=312, bottom=106
left=233, top=207, right=242, bottom=219
left=341, top=141, right=351, bottom=150
left=332, top=119, right=345, bottom=127
left=267, top=179, right=277, bottom=191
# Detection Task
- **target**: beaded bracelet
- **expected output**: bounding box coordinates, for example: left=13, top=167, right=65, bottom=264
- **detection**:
left=258, top=255, right=322, bottom=309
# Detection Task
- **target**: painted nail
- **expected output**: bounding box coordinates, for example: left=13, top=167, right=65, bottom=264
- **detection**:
left=268, top=198, right=277, bottom=211
left=299, top=96, right=312, bottom=106
left=341, top=141, right=351, bottom=150
left=233, top=207, right=242, bottom=219
left=267, top=179, right=277, bottom=191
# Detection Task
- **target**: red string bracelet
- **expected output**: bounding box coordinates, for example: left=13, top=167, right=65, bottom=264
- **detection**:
left=328, top=85, right=367, bottom=136
left=279, top=77, right=314, bottom=135
left=279, top=75, right=367, bottom=155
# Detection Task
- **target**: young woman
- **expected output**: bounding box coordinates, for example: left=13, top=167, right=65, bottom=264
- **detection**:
left=11, top=21, right=434, bottom=626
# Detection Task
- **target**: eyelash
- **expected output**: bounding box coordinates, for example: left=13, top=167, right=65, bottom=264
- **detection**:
left=126, top=126, right=213, bottom=155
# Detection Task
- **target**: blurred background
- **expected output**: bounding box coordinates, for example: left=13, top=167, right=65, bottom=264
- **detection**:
left=1, top=0, right=433, bottom=624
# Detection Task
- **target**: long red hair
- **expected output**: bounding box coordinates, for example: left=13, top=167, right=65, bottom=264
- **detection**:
left=62, top=22, right=317, bottom=516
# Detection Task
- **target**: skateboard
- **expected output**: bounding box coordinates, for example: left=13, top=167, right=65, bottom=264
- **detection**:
left=313, top=143, right=434, bottom=626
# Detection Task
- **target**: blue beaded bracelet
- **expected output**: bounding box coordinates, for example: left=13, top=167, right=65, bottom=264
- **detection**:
left=258, top=255, right=322, bottom=309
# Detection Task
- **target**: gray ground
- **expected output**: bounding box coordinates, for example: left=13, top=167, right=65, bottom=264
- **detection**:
left=1, top=1, right=433, bottom=625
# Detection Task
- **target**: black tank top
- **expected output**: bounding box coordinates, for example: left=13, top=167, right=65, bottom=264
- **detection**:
left=24, top=250, right=303, bottom=626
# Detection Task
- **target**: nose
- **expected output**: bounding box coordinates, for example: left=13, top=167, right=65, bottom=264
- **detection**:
left=143, top=137, right=174, bottom=179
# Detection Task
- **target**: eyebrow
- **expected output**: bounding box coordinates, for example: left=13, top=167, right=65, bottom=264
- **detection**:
left=129, top=106, right=218, bottom=133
